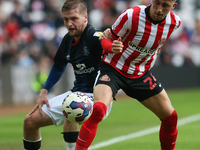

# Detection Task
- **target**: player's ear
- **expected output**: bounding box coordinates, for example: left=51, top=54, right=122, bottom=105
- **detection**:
left=172, top=3, right=177, bottom=10
left=84, top=13, right=88, bottom=22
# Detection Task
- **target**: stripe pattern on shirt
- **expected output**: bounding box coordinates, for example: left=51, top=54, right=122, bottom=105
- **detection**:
left=102, top=5, right=181, bottom=79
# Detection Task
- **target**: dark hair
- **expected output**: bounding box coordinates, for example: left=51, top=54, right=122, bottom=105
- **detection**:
left=61, top=0, right=87, bottom=14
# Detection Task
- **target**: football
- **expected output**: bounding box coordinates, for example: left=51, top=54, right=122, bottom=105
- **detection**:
left=62, top=91, right=93, bottom=124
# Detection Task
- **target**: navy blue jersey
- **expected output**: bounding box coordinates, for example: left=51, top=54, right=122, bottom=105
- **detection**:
left=53, top=24, right=103, bottom=93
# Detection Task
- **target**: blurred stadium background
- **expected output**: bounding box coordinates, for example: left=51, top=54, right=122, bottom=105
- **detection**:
left=0, top=0, right=200, bottom=106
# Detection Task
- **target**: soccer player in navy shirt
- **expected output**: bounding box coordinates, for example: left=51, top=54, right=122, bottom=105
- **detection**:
left=23, top=0, right=112, bottom=150
left=76, top=0, right=181, bottom=150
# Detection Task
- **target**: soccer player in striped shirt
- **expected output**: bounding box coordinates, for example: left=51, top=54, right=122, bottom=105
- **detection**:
left=76, top=0, right=181, bottom=150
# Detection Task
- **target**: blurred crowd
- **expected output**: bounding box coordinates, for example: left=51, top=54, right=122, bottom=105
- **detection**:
left=0, top=0, right=200, bottom=94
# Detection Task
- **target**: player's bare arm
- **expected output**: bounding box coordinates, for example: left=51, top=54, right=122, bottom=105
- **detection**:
left=100, top=28, right=123, bottom=53
left=101, top=35, right=123, bottom=54
left=99, top=28, right=113, bottom=41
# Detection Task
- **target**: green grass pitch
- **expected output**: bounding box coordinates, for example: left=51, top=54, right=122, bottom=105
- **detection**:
left=0, top=88, right=200, bottom=150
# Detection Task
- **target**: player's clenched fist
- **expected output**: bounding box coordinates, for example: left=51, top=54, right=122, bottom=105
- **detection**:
left=99, top=28, right=113, bottom=41
left=112, top=37, right=124, bottom=53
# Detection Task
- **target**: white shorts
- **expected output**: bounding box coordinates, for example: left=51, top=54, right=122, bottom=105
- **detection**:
left=42, top=91, right=113, bottom=126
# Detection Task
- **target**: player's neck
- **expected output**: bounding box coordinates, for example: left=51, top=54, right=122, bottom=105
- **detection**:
left=74, top=37, right=80, bottom=41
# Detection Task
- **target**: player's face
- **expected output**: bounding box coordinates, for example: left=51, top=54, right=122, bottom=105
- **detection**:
left=150, top=0, right=177, bottom=21
left=62, top=8, right=88, bottom=40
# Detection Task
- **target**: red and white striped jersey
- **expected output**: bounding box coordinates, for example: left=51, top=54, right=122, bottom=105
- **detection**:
left=102, top=5, right=181, bottom=79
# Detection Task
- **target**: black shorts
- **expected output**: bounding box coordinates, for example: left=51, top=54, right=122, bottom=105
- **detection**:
left=95, top=61, right=163, bottom=101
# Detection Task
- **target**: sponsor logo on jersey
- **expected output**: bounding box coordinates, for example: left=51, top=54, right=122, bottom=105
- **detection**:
left=93, top=32, right=103, bottom=37
left=99, top=74, right=110, bottom=81
left=76, top=63, right=86, bottom=70
left=75, top=63, right=95, bottom=74
left=128, top=41, right=157, bottom=54
left=158, top=38, right=166, bottom=45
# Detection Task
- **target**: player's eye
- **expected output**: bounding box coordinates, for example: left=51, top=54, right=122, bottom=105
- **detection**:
left=162, top=4, right=169, bottom=8
left=63, top=18, right=68, bottom=22
left=154, top=0, right=159, bottom=5
left=71, top=17, right=78, bottom=21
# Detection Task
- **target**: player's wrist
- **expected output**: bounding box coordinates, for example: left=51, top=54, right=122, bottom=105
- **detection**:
left=101, top=39, right=113, bottom=53
left=40, top=88, right=48, bottom=94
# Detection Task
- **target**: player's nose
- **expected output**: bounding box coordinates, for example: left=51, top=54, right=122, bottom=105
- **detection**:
left=157, top=5, right=163, bottom=12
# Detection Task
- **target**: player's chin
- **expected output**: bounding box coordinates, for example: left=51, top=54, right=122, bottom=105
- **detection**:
left=69, top=32, right=75, bottom=37
left=69, top=29, right=76, bottom=34
left=155, top=14, right=164, bottom=21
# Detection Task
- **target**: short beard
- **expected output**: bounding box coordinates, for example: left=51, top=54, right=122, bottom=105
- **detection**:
left=69, top=31, right=81, bottom=38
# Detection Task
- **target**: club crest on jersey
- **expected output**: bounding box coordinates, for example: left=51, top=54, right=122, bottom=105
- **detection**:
left=99, top=74, right=110, bottom=81
left=158, top=38, right=166, bottom=45
left=83, top=46, right=90, bottom=56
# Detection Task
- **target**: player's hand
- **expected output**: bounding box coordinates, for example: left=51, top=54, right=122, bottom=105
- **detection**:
left=99, top=28, right=113, bottom=41
left=112, top=37, right=124, bottom=53
left=29, top=89, right=50, bottom=116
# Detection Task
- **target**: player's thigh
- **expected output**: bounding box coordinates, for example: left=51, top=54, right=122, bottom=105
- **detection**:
left=42, top=91, right=73, bottom=126
left=94, top=69, right=120, bottom=106
left=93, top=84, right=113, bottom=107
left=24, top=109, right=53, bottom=128
left=140, top=89, right=174, bottom=119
